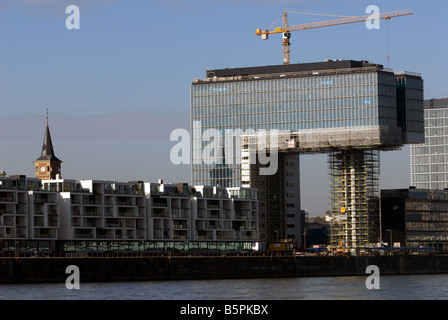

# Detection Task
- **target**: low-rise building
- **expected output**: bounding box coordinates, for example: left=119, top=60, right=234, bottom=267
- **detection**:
left=0, top=175, right=258, bottom=253
left=381, top=188, right=448, bottom=251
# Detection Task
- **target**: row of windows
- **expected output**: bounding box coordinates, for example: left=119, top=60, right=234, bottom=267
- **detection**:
left=192, top=177, right=239, bottom=188
left=196, top=118, right=381, bottom=130
left=192, top=85, right=380, bottom=104
left=412, top=173, right=448, bottom=182
left=192, top=96, right=381, bottom=115
left=193, top=72, right=381, bottom=96
left=412, top=155, right=448, bottom=165
left=378, top=72, right=397, bottom=86
left=412, top=182, right=448, bottom=190
left=425, top=127, right=448, bottom=137
left=411, top=154, right=447, bottom=164
left=194, top=106, right=382, bottom=128
left=191, top=99, right=380, bottom=120
left=191, top=94, right=408, bottom=134
left=402, top=89, right=424, bottom=101
left=425, top=118, right=448, bottom=128
left=399, top=76, right=424, bottom=90
left=412, top=146, right=448, bottom=156
left=412, top=164, right=448, bottom=173
left=424, top=136, right=448, bottom=146
left=426, top=108, right=448, bottom=118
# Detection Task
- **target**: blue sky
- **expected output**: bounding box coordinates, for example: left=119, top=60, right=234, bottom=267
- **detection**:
left=0, top=0, right=446, bottom=216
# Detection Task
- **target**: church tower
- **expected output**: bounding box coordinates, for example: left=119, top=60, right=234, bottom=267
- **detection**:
left=34, top=111, right=62, bottom=180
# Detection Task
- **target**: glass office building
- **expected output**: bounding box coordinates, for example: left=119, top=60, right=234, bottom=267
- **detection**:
left=411, top=98, right=448, bottom=189
left=191, top=60, right=423, bottom=188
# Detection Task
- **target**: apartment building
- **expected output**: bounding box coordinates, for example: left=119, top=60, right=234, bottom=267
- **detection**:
left=42, top=178, right=147, bottom=242
left=193, top=186, right=258, bottom=242
left=0, top=175, right=258, bottom=252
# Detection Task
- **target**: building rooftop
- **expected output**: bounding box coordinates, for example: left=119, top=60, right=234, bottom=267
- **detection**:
left=202, top=59, right=383, bottom=80
left=424, top=98, right=448, bottom=109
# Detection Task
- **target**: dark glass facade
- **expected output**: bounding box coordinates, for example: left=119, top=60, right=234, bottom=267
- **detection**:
left=382, top=188, right=448, bottom=251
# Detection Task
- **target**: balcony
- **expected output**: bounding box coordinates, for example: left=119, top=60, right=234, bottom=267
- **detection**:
left=217, top=231, right=235, bottom=240
left=0, top=195, right=16, bottom=203
left=83, top=206, right=103, bottom=217
left=34, top=228, right=57, bottom=239
left=152, top=199, right=169, bottom=207
left=73, top=228, right=94, bottom=239
left=118, top=208, right=137, bottom=217
left=116, top=196, right=136, bottom=206
left=196, top=230, right=214, bottom=240
left=152, top=208, right=169, bottom=218
left=82, top=195, right=103, bottom=206
left=34, top=216, right=45, bottom=227
left=172, top=221, right=189, bottom=229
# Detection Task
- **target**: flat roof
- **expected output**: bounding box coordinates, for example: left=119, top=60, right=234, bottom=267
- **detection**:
left=206, top=60, right=383, bottom=78
left=424, top=98, right=448, bottom=109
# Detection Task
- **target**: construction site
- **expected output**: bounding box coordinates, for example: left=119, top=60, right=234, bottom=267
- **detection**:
left=191, top=9, right=423, bottom=251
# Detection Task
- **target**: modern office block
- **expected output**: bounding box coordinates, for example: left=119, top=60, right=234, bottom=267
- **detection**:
left=382, top=188, right=448, bottom=251
left=192, top=59, right=424, bottom=249
left=411, top=98, right=448, bottom=189
left=191, top=60, right=423, bottom=187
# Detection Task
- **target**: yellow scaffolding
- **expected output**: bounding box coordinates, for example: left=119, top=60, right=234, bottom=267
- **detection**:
left=328, top=149, right=380, bottom=251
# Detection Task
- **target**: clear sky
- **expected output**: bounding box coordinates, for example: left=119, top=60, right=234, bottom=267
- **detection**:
left=0, top=0, right=446, bottom=217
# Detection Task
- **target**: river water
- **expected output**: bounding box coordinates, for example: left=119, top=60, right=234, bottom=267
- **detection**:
left=1, top=274, right=448, bottom=300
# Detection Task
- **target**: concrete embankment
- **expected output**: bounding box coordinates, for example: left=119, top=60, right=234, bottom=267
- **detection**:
left=1, top=255, right=448, bottom=284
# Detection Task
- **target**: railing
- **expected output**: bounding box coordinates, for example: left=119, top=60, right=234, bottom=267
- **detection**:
left=0, top=251, right=292, bottom=258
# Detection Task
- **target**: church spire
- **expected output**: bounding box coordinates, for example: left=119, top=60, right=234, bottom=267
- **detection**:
left=38, top=110, right=61, bottom=162
left=34, top=110, right=62, bottom=180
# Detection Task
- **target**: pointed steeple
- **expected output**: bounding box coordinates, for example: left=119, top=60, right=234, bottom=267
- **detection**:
left=34, top=110, right=62, bottom=180
left=36, top=110, right=61, bottom=163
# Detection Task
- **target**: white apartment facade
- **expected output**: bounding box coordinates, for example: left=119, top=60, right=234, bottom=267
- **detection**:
left=0, top=175, right=258, bottom=252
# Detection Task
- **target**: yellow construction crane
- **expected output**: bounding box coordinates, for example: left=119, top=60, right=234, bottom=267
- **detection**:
left=255, top=9, right=413, bottom=65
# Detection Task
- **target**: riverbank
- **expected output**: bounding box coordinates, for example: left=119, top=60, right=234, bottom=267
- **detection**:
left=2, top=254, right=448, bottom=284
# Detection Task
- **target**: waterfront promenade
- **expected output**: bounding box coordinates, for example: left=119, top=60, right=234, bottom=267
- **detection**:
left=1, top=252, right=447, bottom=284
